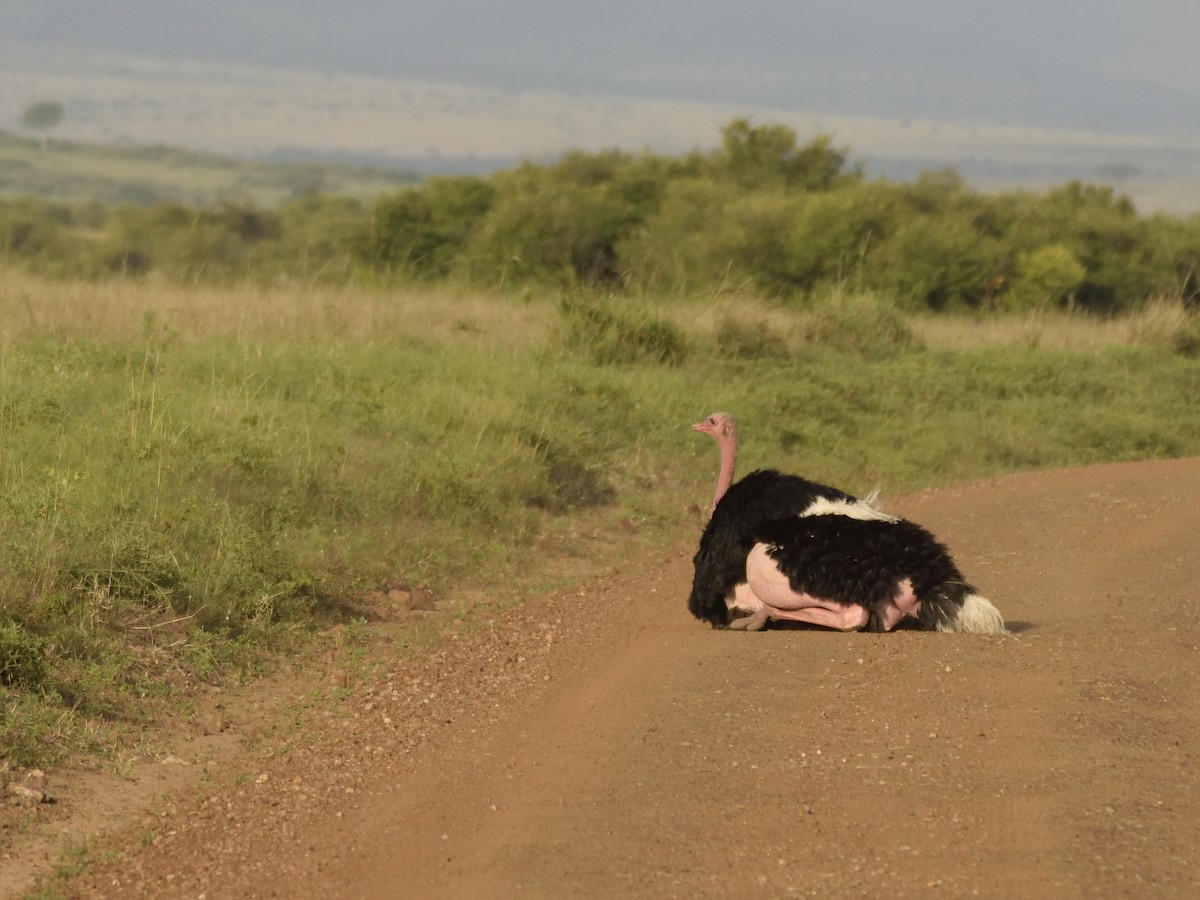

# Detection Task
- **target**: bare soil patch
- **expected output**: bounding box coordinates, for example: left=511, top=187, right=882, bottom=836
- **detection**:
left=6, top=459, right=1199, bottom=898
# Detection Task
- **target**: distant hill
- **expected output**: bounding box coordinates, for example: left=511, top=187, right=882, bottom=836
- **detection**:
left=8, top=2, right=1200, bottom=137
left=4, top=46, right=1200, bottom=215
left=0, top=129, right=419, bottom=207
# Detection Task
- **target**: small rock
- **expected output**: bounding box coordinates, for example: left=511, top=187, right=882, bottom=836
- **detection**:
left=410, top=589, right=436, bottom=612
left=7, top=783, right=48, bottom=805
left=199, top=708, right=227, bottom=735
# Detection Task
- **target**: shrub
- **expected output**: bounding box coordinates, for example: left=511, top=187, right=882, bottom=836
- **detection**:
left=350, top=177, right=494, bottom=279
left=557, top=295, right=689, bottom=365
left=472, top=167, right=632, bottom=286
left=713, top=119, right=854, bottom=190
left=712, top=314, right=791, bottom=360
left=1127, top=298, right=1200, bottom=357
left=799, top=289, right=924, bottom=358
left=1007, top=244, right=1088, bottom=312
left=0, top=621, right=47, bottom=690
left=519, top=430, right=616, bottom=512
left=619, top=178, right=748, bottom=293
left=0, top=196, right=75, bottom=264
left=871, top=211, right=1004, bottom=310
left=1006, top=182, right=1165, bottom=313
left=779, top=185, right=898, bottom=293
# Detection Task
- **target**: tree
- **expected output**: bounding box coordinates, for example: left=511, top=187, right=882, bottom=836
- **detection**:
left=715, top=119, right=852, bottom=191
left=350, top=176, right=495, bottom=279
left=1008, top=244, right=1087, bottom=312
left=21, top=101, right=65, bottom=149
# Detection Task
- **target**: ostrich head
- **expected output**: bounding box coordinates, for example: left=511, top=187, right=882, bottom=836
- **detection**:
left=693, top=412, right=739, bottom=515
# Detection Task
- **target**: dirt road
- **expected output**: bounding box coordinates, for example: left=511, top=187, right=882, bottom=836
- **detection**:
left=30, top=459, right=1200, bottom=897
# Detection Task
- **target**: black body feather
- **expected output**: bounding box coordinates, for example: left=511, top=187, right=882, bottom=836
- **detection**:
left=688, top=469, right=856, bottom=628
left=751, top=515, right=975, bottom=632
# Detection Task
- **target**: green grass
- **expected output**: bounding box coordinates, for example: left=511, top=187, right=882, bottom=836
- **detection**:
left=2, top=278, right=1199, bottom=767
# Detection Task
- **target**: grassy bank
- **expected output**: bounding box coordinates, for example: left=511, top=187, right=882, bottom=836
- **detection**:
left=2, top=273, right=1199, bottom=767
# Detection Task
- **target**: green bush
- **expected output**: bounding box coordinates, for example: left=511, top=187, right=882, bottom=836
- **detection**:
left=1001, top=183, right=1171, bottom=312
left=0, top=621, right=46, bottom=689
left=778, top=184, right=898, bottom=293
left=799, top=289, right=924, bottom=358
left=350, top=176, right=494, bottom=279
left=7, top=119, right=1200, bottom=313
left=714, top=119, right=854, bottom=190
left=557, top=294, right=689, bottom=365
left=1008, top=244, right=1088, bottom=311
left=0, top=196, right=76, bottom=264
left=872, top=210, right=1004, bottom=310
left=472, top=166, right=634, bottom=286
left=712, top=314, right=791, bottom=360
left=619, top=178, right=746, bottom=293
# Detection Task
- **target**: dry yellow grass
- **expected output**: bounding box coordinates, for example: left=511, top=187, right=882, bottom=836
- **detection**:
left=675, top=289, right=1157, bottom=353
left=0, top=271, right=550, bottom=347
left=912, top=298, right=1198, bottom=353
left=910, top=311, right=1135, bottom=351
left=4, top=271, right=1192, bottom=355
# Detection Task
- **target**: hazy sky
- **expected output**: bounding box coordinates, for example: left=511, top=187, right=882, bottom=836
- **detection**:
left=7, top=1, right=1200, bottom=133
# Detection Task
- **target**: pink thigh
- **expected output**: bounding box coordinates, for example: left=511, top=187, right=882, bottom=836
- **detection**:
left=768, top=603, right=869, bottom=631
left=874, top=578, right=922, bottom=631
left=746, top=544, right=869, bottom=631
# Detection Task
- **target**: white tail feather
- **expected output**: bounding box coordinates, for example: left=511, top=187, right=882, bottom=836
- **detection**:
left=938, top=592, right=1008, bottom=634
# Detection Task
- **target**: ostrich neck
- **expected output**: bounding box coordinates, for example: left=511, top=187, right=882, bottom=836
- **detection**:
left=711, top=437, right=737, bottom=514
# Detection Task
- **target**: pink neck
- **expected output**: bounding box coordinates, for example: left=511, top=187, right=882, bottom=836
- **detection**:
left=711, top=435, right=737, bottom=515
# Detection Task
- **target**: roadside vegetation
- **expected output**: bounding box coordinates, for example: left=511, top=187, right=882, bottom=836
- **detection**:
left=2, top=119, right=1200, bottom=770
left=5, top=120, right=1200, bottom=315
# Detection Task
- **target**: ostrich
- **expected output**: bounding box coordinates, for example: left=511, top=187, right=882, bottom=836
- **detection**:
left=688, top=412, right=887, bottom=627
left=689, top=412, right=1006, bottom=634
